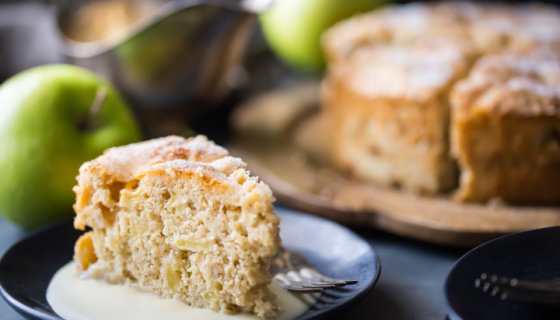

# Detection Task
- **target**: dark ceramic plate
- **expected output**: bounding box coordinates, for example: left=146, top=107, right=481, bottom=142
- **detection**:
left=0, top=208, right=380, bottom=320
left=445, top=226, right=560, bottom=320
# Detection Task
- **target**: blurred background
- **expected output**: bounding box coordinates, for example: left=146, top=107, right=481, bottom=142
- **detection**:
left=0, top=0, right=560, bottom=142
left=1, top=0, right=556, bottom=143
left=1, top=0, right=272, bottom=141
left=2, top=1, right=560, bottom=319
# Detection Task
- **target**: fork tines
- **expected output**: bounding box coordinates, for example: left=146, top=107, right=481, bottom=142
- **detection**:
left=274, top=268, right=357, bottom=293
left=300, top=268, right=358, bottom=286
left=475, top=272, right=560, bottom=306
left=274, top=273, right=325, bottom=293
left=271, top=247, right=358, bottom=293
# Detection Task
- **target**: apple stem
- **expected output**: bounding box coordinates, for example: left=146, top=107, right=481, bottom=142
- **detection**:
left=89, top=87, right=107, bottom=118
left=78, top=87, right=107, bottom=132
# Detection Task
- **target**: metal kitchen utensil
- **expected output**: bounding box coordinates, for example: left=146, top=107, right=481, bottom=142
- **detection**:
left=475, top=272, right=560, bottom=306
left=55, top=0, right=272, bottom=111
left=271, top=247, right=358, bottom=293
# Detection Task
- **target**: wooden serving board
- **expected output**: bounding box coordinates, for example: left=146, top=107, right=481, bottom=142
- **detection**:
left=229, top=82, right=560, bottom=247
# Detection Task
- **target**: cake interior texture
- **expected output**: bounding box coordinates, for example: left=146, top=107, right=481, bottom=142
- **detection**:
left=73, top=135, right=280, bottom=318
left=322, top=1, right=560, bottom=202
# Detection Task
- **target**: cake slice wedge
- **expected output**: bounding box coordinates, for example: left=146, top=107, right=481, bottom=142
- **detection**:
left=323, top=40, right=470, bottom=193
left=73, top=135, right=280, bottom=318
left=451, top=52, right=560, bottom=203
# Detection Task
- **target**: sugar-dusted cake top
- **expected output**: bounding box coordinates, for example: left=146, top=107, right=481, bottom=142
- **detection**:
left=323, top=2, right=472, bottom=63
left=472, top=4, right=560, bottom=53
left=452, top=51, right=560, bottom=117
left=334, top=40, right=468, bottom=100
left=324, top=2, right=560, bottom=63
left=78, top=135, right=246, bottom=182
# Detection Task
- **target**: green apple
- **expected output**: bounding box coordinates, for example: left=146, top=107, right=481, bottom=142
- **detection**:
left=259, top=0, right=387, bottom=72
left=0, top=64, right=141, bottom=229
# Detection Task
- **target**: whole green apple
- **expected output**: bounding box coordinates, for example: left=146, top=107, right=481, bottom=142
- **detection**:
left=259, top=0, right=387, bottom=71
left=0, top=64, right=141, bottom=229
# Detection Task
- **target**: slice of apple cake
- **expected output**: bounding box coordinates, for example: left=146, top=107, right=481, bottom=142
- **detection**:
left=72, top=135, right=280, bottom=318
left=451, top=52, right=560, bottom=203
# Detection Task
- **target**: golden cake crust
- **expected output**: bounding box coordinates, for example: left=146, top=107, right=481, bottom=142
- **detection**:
left=75, top=135, right=230, bottom=188
left=452, top=51, right=560, bottom=118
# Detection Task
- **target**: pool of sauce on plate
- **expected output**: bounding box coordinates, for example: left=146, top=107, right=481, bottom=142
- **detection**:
left=47, top=262, right=309, bottom=320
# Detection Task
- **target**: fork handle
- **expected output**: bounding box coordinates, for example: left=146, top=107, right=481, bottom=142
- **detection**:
left=501, top=285, right=560, bottom=305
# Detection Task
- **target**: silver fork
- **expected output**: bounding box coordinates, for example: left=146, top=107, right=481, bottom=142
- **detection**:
left=270, top=247, right=358, bottom=293
left=475, top=272, right=560, bottom=306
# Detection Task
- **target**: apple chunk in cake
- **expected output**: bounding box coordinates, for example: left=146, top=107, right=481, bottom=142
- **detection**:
left=323, top=41, right=470, bottom=193
left=72, top=135, right=280, bottom=318
left=451, top=52, right=560, bottom=203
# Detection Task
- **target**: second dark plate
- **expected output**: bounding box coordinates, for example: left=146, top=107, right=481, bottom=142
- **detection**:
left=445, top=226, right=560, bottom=320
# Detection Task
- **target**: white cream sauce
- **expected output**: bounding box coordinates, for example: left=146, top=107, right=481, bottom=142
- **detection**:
left=47, top=262, right=309, bottom=320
